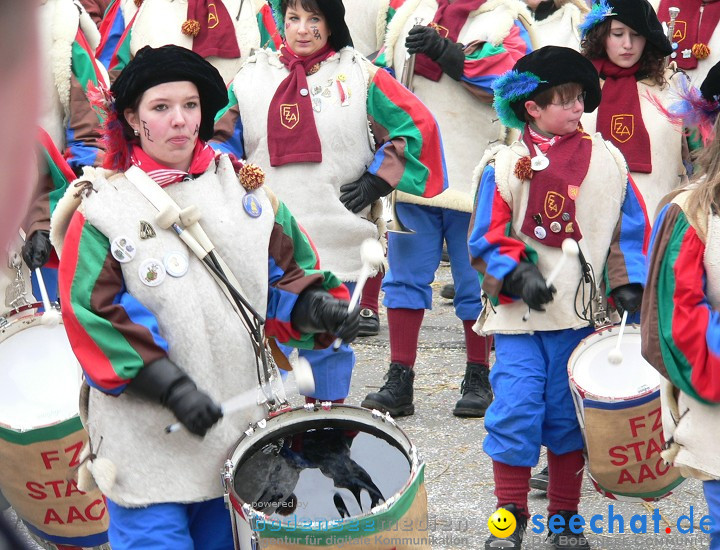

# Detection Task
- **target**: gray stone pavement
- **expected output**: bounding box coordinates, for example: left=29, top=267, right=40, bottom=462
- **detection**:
left=4, top=262, right=713, bottom=549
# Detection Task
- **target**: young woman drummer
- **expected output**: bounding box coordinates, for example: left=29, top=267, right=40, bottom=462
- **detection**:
left=51, top=45, right=359, bottom=549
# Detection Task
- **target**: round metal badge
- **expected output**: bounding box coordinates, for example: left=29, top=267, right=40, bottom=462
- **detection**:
left=111, top=235, right=137, bottom=263
left=164, top=252, right=189, bottom=278
left=243, top=194, right=262, bottom=218
left=531, top=155, right=549, bottom=171
left=138, top=258, right=166, bottom=287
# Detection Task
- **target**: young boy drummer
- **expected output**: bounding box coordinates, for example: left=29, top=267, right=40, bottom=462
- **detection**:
left=469, top=46, right=649, bottom=549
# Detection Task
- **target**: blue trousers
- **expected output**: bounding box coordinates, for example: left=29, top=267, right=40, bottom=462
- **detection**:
left=106, top=497, right=233, bottom=550
left=382, top=203, right=482, bottom=321
left=278, top=282, right=356, bottom=401
left=705, top=480, right=720, bottom=549
left=484, top=328, right=593, bottom=466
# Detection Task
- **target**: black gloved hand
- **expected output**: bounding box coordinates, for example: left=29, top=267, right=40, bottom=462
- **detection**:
left=22, top=230, right=52, bottom=270
left=611, top=283, right=643, bottom=317
left=339, top=172, right=394, bottom=214
left=405, top=25, right=465, bottom=80
left=291, top=288, right=360, bottom=343
left=127, top=357, right=223, bottom=437
left=502, top=262, right=556, bottom=312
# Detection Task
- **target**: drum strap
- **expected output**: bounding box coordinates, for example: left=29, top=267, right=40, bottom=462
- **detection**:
left=124, top=167, right=281, bottom=389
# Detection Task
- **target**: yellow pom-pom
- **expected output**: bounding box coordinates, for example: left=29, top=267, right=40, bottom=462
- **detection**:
left=514, top=156, right=533, bottom=181
left=692, top=43, right=711, bottom=60
left=240, top=163, right=266, bottom=190
left=182, top=19, right=201, bottom=38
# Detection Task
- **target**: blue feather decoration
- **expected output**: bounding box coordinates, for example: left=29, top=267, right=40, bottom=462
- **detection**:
left=492, top=70, right=546, bottom=129
left=578, top=0, right=616, bottom=39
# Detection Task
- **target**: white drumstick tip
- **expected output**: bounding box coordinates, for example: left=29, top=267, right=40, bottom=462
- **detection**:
left=293, top=357, right=315, bottom=395
left=607, top=310, right=629, bottom=365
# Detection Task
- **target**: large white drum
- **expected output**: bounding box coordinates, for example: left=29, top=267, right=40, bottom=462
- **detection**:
left=0, top=304, right=110, bottom=549
left=568, top=325, right=685, bottom=501
left=224, top=404, right=430, bottom=550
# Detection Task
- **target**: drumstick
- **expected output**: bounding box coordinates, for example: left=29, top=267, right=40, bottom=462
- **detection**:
left=332, top=239, right=384, bottom=350
left=523, top=239, right=579, bottom=322
left=607, top=310, right=629, bottom=364
left=34, top=268, right=60, bottom=327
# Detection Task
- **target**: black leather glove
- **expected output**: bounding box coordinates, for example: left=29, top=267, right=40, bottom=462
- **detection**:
left=611, top=283, right=643, bottom=317
left=405, top=25, right=465, bottom=80
left=291, top=288, right=360, bottom=343
left=22, top=230, right=52, bottom=270
left=502, top=262, right=556, bottom=312
left=339, top=172, right=393, bottom=214
left=127, top=357, right=223, bottom=437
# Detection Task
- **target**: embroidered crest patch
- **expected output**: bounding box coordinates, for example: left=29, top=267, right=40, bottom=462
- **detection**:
left=611, top=114, right=634, bottom=143
left=280, top=104, right=300, bottom=129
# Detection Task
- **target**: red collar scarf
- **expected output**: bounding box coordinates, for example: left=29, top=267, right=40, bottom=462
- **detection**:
left=187, top=0, right=240, bottom=59
left=267, top=43, right=335, bottom=167
left=657, top=0, right=720, bottom=70
left=520, top=126, right=592, bottom=248
left=414, top=0, right=484, bottom=82
left=593, top=59, right=652, bottom=173
left=130, top=140, right=216, bottom=187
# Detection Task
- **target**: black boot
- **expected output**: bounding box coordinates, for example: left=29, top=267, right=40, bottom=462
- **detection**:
left=360, top=362, right=414, bottom=417
left=452, top=362, right=492, bottom=417
left=529, top=465, right=549, bottom=492
left=485, top=504, right=527, bottom=549
left=547, top=511, right=590, bottom=549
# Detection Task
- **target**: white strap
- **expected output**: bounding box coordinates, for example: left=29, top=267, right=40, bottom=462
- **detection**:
left=124, top=166, right=249, bottom=311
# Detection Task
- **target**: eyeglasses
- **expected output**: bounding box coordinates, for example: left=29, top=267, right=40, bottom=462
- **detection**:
left=551, top=91, right=587, bottom=110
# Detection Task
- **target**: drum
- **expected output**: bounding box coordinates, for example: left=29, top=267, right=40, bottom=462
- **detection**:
left=568, top=325, right=684, bottom=501
left=0, top=304, right=110, bottom=549
left=225, top=404, right=430, bottom=550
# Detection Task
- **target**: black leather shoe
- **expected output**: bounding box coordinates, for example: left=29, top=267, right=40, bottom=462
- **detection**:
left=357, top=308, right=379, bottom=337
left=453, top=362, right=492, bottom=417
left=530, top=465, right=549, bottom=492
left=547, top=511, right=590, bottom=548
left=361, top=362, right=414, bottom=416
left=485, top=504, right=527, bottom=549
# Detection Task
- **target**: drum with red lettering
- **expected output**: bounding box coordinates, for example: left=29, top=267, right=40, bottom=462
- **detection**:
left=568, top=325, right=685, bottom=501
left=0, top=304, right=110, bottom=549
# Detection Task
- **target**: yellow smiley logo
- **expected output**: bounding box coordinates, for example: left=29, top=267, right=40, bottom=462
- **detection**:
left=487, top=508, right=517, bottom=538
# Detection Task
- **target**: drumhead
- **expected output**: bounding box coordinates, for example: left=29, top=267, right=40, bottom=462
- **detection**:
left=0, top=313, right=81, bottom=430
left=228, top=405, right=418, bottom=527
left=569, top=325, right=661, bottom=401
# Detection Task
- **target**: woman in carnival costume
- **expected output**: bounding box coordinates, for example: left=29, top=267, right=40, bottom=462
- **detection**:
left=50, top=44, right=359, bottom=549
left=361, top=0, right=534, bottom=419
left=213, top=0, right=446, bottom=405
left=470, top=46, right=649, bottom=549
left=642, top=60, right=720, bottom=550
left=580, top=0, right=690, bottom=224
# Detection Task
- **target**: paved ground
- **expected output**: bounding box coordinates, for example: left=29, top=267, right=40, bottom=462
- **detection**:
left=4, top=262, right=713, bottom=549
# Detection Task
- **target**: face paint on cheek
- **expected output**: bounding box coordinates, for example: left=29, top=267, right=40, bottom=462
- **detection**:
left=141, top=120, right=154, bottom=142
left=311, top=26, right=322, bottom=41
left=193, top=124, right=199, bottom=136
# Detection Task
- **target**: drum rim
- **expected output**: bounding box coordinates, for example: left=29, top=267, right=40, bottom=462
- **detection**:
left=225, top=403, right=421, bottom=528
left=568, top=324, right=660, bottom=402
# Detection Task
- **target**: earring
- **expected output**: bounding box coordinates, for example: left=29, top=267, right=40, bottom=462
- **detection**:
left=133, top=129, right=140, bottom=136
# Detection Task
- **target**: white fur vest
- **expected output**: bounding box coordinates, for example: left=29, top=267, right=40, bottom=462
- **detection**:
left=581, top=68, right=689, bottom=224
left=473, top=134, right=627, bottom=334
left=384, top=0, right=534, bottom=211
left=39, top=0, right=101, bottom=150
left=54, top=157, right=272, bottom=506
left=232, top=48, right=380, bottom=282
left=343, top=0, right=391, bottom=57
left=130, top=0, right=268, bottom=84
left=530, top=0, right=586, bottom=50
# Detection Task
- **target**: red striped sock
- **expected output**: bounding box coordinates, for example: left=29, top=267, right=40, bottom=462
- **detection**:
left=547, top=449, right=585, bottom=515
left=388, top=308, right=424, bottom=367
left=463, top=320, right=492, bottom=365
left=493, top=460, right=531, bottom=517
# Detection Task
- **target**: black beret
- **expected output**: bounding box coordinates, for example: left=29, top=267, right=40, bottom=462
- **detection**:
left=501, top=46, right=601, bottom=127
left=111, top=45, right=227, bottom=141
left=701, top=60, right=720, bottom=102
left=603, top=0, right=672, bottom=55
